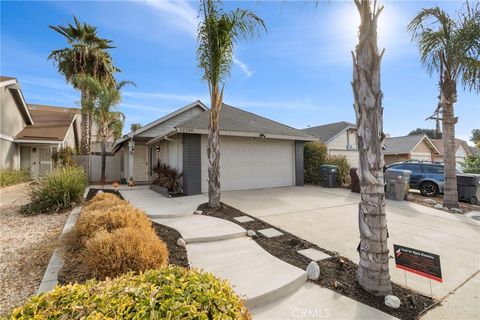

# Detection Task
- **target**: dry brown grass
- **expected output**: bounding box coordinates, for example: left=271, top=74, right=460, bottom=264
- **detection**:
left=81, top=227, right=169, bottom=280
left=82, top=193, right=126, bottom=212
left=75, top=204, right=152, bottom=240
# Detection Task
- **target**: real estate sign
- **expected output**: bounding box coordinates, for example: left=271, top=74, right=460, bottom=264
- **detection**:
left=393, top=244, right=443, bottom=283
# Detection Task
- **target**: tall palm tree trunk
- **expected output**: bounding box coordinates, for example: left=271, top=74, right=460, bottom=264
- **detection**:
left=87, top=112, right=93, bottom=154
left=80, top=90, right=89, bottom=155
left=352, top=0, right=392, bottom=296
left=441, top=78, right=459, bottom=208
left=100, top=137, right=107, bottom=186
left=208, top=83, right=223, bottom=208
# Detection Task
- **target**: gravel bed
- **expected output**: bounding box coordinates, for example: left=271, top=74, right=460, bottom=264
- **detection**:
left=0, top=194, right=69, bottom=316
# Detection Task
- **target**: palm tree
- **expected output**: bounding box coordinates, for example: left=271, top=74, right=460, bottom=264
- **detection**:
left=197, top=0, right=266, bottom=208
left=408, top=2, right=480, bottom=208
left=49, top=16, right=119, bottom=155
left=351, top=0, right=392, bottom=296
left=78, top=76, right=132, bottom=184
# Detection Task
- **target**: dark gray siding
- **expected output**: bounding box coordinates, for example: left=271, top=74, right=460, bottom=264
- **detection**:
left=295, top=141, right=304, bottom=186
left=182, top=134, right=202, bottom=195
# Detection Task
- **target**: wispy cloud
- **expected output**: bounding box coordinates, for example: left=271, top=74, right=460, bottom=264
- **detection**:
left=144, top=0, right=198, bottom=37
left=123, top=90, right=208, bottom=103
left=232, top=57, right=253, bottom=78
left=120, top=102, right=175, bottom=113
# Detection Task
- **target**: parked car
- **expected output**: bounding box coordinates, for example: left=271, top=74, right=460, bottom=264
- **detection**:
left=386, top=161, right=449, bottom=197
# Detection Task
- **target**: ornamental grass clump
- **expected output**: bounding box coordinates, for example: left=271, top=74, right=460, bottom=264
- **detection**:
left=21, top=166, right=87, bottom=214
left=81, top=227, right=169, bottom=280
left=11, top=266, right=251, bottom=319
left=82, top=192, right=126, bottom=212
left=75, top=201, right=151, bottom=240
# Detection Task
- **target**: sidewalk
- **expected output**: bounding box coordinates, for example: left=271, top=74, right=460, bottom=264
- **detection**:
left=121, top=189, right=396, bottom=319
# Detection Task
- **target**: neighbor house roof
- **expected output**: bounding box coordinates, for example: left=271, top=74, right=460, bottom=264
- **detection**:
left=301, top=121, right=355, bottom=143
left=431, top=138, right=472, bottom=156
left=15, top=105, right=78, bottom=143
left=176, top=103, right=317, bottom=141
left=470, top=146, right=479, bottom=156
left=384, top=134, right=440, bottom=155
left=1, top=76, right=34, bottom=125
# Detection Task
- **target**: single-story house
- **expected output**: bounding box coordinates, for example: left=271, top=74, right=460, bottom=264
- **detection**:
left=383, top=134, right=440, bottom=165
left=431, top=138, right=472, bottom=165
left=302, top=121, right=359, bottom=167
left=0, top=76, right=79, bottom=177
left=113, top=101, right=317, bottom=195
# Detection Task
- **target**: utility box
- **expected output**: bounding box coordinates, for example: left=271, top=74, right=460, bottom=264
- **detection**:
left=350, top=168, right=360, bottom=193
left=457, top=174, right=480, bottom=205
left=385, top=169, right=411, bottom=201
left=320, top=164, right=338, bottom=188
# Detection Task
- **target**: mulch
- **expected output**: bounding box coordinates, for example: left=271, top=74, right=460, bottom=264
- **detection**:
left=407, top=192, right=477, bottom=213
left=152, top=222, right=189, bottom=268
left=199, top=202, right=437, bottom=320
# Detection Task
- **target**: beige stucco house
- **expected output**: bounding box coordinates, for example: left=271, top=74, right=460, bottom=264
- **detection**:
left=302, top=121, right=359, bottom=168
left=383, top=134, right=440, bottom=165
left=431, top=138, right=472, bottom=165
left=0, top=76, right=79, bottom=177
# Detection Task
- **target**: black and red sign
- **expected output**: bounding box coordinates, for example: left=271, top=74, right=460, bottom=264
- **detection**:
left=393, top=244, right=442, bottom=283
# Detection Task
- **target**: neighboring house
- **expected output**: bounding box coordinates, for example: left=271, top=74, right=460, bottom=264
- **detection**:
left=383, top=134, right=440, bottom=165
left=431, top=138, right=472, bottom=165
left=302, top=121, right=359, bottom=167
left=470, top=146, right=479, bottom=157
left=113, top=101, right=317, bottom=195
left=0, top=76, right=79, bottom=177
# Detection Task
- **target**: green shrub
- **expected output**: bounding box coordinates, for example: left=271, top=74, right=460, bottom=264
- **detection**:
left=20, top=166, right=87, bottom=214
left=11, top=266, right=251, bottom=319
left=152, top=161, right=183, bottom=193
left=326, top=155, right=350, bottom=186
left=304, top=141, right=328, bottom=184
left=460, top=155, right=480, bottom=174
left=51, top=146, right=76, bottom=167
left=0, top=169, right=31, bottom=187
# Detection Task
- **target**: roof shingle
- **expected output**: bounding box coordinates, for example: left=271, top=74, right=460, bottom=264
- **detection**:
left=301, top=121, right=355, bottom=143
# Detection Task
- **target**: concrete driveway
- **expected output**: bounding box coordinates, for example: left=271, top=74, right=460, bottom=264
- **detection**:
left=222, top=185, right=480, bottom=299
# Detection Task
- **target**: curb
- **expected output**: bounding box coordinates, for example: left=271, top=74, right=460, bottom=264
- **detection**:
left=36, top=206, right=81, bottom=294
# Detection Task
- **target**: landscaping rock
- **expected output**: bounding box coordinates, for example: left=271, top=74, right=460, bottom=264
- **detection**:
left=247, top=230, right=257, bottom=238
left=433, top=204, right=443, bottom=210
left=423, top=198, right=437, bottom=204
left=97, top=190, right=104, bottom=194
left=306, top=261, right=320, bottom=280
left=193, top=210, right=203, bottom=215
left=450, top=208, right=463, bottom=214
left=176, top=238, right=186, bottom=248
left=385, top=295, right=401, bottom=309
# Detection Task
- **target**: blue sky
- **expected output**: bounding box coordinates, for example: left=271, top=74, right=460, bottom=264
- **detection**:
left=1, top=0, right=478, bottom=143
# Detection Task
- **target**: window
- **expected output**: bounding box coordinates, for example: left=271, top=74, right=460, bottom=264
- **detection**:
left=422, top=165, right=444, bottom=174
left=403, top=164, right=422, bottom=173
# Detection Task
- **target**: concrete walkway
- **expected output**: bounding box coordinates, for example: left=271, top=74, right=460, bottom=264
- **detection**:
left=0, top=182, right=30, bottom=208
left=120, top=188, right=396, bottom=319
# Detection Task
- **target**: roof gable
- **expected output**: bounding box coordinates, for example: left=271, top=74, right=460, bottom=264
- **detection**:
left=177, top=103, right=316, bottom=140
left=384, top=134, right=439, bottom=155
left=431, top=138, right=472, bottom=156
left=301, top=121, right=355, bottom=143
left=1, top=77, right=34, bottom=125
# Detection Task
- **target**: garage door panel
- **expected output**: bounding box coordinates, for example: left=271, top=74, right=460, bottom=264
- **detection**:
left=201, top=136, right=294, bottom=192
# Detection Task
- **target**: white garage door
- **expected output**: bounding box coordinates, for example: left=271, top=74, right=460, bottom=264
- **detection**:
left=201, top=136, right=294, bottom=192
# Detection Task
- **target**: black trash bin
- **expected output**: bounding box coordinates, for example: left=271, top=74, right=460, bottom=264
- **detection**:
left=385, top=169, right=411, bottom=201
left=350, top=168, right=360, bottom=193
left=320, top=164, right=338, bottom=188
left=457, top=174, right=480, bottom=205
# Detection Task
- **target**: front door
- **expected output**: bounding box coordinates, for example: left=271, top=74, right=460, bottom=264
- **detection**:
left=133, top=146, right=148, bottom=182
left=39, top=147, right=52, bottom=176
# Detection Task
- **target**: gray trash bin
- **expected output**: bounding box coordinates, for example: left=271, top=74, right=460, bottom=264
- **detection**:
left=385, top=169, right=411, bottom=201
left=320, top=164, right=338, bottom=188
left=457, top=174, right=480, bottom=205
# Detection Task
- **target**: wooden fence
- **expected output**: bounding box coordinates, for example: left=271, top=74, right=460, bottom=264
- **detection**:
left=74, top=154, right=122, bottom=183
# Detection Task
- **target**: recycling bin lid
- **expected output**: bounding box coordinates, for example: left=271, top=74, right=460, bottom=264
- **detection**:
left=457, top=174, right=480, bottom=185
left=320, top=164, right=339, bottom=169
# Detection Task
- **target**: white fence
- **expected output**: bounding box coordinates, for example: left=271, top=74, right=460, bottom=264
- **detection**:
left=74, top=154, right=122, bottom=183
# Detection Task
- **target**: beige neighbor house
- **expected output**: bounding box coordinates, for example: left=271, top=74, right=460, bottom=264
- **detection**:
left=302, top=121, right=359, bottom=168
left=0, top=76, right=79, bottom=177
left=112, top=100, right=317, bottom=195
left=383, top=134, right=440, bottom=165
left=431, top=139, right=472, bottom=165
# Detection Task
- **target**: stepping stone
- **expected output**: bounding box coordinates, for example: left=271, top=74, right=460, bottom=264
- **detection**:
left=258, top=228, right=284, bottom=238
left=297, top=248, right=331, bottom=261
left=234, top=216, right=254, bottom=223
